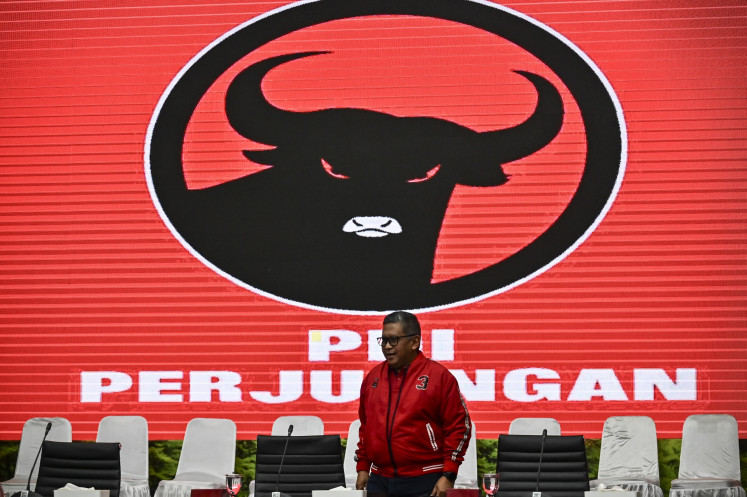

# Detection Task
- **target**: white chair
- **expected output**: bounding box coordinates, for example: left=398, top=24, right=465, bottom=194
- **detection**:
left=97, top=416, right=150, bottom=497
left=454, top=420, right=478, bottom=489
left=1, top=417, right=72, bottom=494
left=343, top=419, right=361, bottom=489
left=669, top=414, right=746, bottom=497
left=271, top=415, right=324, bottom=436
left=508, top=417, right=561, bottom=436
left=590, top=416, right=663, bottom=497
left=154, top=418, right=237, bottom=497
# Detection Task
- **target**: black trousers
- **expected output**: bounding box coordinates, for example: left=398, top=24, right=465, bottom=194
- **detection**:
left=367, top=472, right=443, bottom=497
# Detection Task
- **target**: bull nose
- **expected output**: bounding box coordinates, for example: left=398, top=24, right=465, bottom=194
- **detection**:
left=343, top=216, right=403, bottom=238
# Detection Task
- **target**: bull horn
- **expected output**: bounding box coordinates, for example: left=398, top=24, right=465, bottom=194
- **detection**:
left=481, top=70, right=564, bottom=163
left=225, top=51, right=328, bottom=145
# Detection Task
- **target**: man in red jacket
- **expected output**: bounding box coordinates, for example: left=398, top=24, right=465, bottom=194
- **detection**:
left=355, top=311, right=471, bottom=497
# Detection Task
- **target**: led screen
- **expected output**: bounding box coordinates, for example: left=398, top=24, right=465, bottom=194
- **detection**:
left=1, top=0, right=745, bottom=439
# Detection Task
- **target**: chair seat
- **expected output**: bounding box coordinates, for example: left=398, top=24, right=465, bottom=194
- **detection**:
left=592, top=478, right=659, bottom=487
left=590, top=479, right=663, bottom=497
left=155, top=480, right=226, bottom=497
left=2, top=478, right=32, bottom=495
left=158, top=480, right=225, bottom=487
left=120, top=481, right=151, bottom=497
left=163, top=474, right=225, bottom=485
left=669, top=485, right=746, bottom=497
left=671, top=479, right=744, bottom=489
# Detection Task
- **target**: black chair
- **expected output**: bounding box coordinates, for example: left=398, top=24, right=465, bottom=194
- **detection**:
left=254, top=434, right=345, bottom=497
left=497, top=434, right=589, bottom=497
left=35, top=441, right=121, bottom=497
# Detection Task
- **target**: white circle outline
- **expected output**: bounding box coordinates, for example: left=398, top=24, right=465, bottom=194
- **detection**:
left=144, top=0, right=627, bottom=316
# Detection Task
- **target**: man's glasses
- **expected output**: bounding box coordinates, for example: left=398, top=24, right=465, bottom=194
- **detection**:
left=376, top=334, right=418, bottom=347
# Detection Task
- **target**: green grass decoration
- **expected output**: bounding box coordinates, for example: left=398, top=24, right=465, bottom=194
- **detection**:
left=0, top=438, right=744, bottom=497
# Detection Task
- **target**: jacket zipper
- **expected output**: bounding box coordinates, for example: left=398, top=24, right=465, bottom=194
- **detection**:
left=386, top=367, right=407, bottom=477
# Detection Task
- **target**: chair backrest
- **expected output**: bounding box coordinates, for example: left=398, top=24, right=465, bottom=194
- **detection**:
left=598, top=416, right=659, bottom=484
left=455, top=420, right=477, bottom=488
left=497, top=434, right=589, bottom=497
left=14, top=417, right=73, bottom=483
left=271, top=416, right=324, bottom=436
left=508, top=418, right=561, bottom=436
left=678, top=414, right=741, bottom=480
left=176, top=418, right=236, bottom=481
left=255, top=434, right=345, bottom=497
left=96, top=416, right=149, bottom=481
left=343, top=419, right=361, bottom=488
left=35, top=441, right=120, bottom=497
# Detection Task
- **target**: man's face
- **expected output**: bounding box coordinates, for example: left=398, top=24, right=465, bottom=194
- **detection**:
left=381, top=322, right=420, bottom=371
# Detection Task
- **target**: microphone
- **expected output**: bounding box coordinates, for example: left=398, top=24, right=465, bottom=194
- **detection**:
left=532, top=429, right=548, bottom=497
left=11, top=422, right=52, bottom=497
left=272, top=425, right=293, bottom=497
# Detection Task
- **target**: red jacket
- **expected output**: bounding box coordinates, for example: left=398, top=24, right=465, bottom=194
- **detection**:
left=355, top=351, right=471, bottom=477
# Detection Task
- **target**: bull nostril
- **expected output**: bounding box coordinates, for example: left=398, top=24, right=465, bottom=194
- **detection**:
left=342, top=216, right=403, bottom=236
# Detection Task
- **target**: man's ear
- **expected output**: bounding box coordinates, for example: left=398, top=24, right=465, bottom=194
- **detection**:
left=411, top=334, right=421, bottom=351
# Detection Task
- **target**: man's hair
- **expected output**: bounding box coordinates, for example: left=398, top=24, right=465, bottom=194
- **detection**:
left=383, top=311, right=421, bottom=336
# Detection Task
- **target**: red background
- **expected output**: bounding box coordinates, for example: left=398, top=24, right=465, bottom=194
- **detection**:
left=0, top=0, right=745, bottom=440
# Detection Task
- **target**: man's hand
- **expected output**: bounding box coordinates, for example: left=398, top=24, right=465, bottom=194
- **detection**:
left=355, top=471, right=369, bottom=491
left=430, top=476, right=454, bottom=497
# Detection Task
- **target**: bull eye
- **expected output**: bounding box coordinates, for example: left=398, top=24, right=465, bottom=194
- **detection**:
left=407, top=164, right=441, bottom=183
left=321, top=158, right=349, bottom=179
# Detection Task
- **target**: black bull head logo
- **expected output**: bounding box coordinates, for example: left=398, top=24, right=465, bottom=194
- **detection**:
left=163, top=51, right=563, bottom=311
